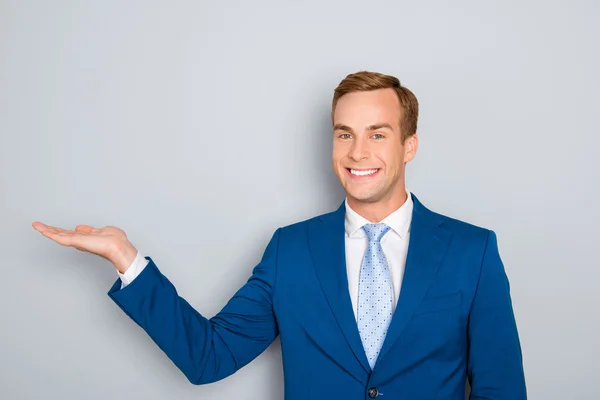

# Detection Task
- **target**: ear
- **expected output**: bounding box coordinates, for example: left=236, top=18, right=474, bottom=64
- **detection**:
left=403, top=134, right=418, bottom=163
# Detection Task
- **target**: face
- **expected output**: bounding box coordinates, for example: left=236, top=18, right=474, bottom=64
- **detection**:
left=332, top=88, right=417, bottom=211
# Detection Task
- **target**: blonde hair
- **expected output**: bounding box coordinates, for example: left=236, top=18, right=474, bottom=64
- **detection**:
left=332, top=71, right=419, bottom=143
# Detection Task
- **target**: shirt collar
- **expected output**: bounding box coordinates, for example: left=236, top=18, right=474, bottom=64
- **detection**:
left=344, top=190, right=413, bottom=240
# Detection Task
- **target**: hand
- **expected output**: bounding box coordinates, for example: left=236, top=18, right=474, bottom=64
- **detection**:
left=31, top=222, right=138, bottom=273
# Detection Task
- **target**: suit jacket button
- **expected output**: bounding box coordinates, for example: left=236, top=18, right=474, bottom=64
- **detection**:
left=368, top=387, right=379, bottom=398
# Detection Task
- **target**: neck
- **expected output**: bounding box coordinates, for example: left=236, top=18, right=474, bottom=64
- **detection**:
left=347, top=189, right=409, bottom=223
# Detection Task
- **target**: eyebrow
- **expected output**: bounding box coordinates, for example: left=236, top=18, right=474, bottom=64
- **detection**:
left=333, top=124, right=353, bottom=132
left=366, top=123, right=394, bottom=131
left=333, top=123, right=394, bottom=132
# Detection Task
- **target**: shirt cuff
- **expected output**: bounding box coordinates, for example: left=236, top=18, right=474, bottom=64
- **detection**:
left=118, top=250, right=149, bottom=288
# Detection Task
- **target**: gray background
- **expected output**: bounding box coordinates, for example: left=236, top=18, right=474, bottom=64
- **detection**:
left=1, top=0, right=598, bottom=399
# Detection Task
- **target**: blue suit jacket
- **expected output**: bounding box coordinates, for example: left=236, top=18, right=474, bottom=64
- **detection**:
left=108, top=193, right=526, bottom=399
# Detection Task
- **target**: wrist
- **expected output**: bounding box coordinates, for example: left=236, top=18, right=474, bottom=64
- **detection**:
left=112, top=241, right=138, bottom=274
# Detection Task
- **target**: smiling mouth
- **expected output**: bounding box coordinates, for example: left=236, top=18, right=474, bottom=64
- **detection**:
left=346, top=168, right=380, bottom=177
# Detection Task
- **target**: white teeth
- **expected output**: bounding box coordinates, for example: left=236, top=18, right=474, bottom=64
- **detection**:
left=350, top=169, right=378, bottom=176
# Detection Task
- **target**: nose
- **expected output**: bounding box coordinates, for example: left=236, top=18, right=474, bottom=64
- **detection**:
left=349, top=138, right=369, bottom=162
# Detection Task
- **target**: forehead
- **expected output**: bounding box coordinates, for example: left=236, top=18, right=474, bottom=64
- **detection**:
left=333, top=88, right=401, bottom=128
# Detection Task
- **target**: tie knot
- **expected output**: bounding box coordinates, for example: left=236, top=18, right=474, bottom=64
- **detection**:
left=362, top=223, right=391, bottom=242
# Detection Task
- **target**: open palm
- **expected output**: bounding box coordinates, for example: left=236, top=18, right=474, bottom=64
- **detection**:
left=32, top=222, right=136, bottom=272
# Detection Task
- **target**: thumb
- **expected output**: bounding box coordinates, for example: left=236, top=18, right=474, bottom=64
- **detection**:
left=75, top=225, right=97, bottom=233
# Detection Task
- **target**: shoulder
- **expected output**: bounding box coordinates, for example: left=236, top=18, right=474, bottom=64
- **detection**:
left=439, top=212, right=490, bottom=239
left=413, top=194, right=502, bottom=268
left=277, top=210, right=334, bottom=235
left=273, top=204, right=343, bottom=243
left=413, top=193, right=493, bottom=245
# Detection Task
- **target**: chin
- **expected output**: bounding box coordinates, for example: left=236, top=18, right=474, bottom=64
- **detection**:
left=346, top=190, right=382, bottom=204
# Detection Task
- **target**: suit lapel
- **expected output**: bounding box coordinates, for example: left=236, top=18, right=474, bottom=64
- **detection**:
left=376, top=193, right=452, bottom=365
left=308, top=203, right=372, bottom=375
left=307, top=194, right=452, bottom=374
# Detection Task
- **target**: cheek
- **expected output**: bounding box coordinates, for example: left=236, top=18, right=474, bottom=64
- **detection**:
left=331, top=153, right=343, bottom=172
left=331, top=144, right=347, bottom=163
left=380, top=146, right=404, bottom=168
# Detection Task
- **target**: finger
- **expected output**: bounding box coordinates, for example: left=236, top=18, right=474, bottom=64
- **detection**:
left=33, top=222, right=72, bottom=234
left=32, top=221, right=48, bottom=232
left=45, top=226, right=73, bottom=235
left=39, top=228, right=64, bottom=244
left=33, top=222, right=62, bottom=233
left=41, top=230, right=82, bottom=247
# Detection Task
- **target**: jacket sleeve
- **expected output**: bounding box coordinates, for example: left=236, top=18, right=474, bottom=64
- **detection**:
left=107, top=229, right=281, bottom=385
left=467, top=230, right=527, bottom=399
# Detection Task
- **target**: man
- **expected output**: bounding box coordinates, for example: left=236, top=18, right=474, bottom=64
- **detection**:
left=32, top=71, right=527, bottom=399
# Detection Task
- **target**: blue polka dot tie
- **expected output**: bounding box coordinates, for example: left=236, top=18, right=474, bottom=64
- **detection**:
left=358, top=223, right=393, bottom=370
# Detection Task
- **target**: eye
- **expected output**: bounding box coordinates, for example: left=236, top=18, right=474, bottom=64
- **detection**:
left=338, top=133, right=352, bottom=139
left=371, top=133, right=385, bottom=139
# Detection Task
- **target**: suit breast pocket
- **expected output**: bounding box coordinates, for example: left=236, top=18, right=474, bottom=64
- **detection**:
left=414, top=291, right=462, bottom=316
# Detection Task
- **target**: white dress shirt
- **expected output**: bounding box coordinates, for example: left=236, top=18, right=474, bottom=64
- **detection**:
left=344, top=191, right=413, bottom=318
left=119, top=191, right=414, bottom=316
left=118, top=250, right=148, bottom=288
